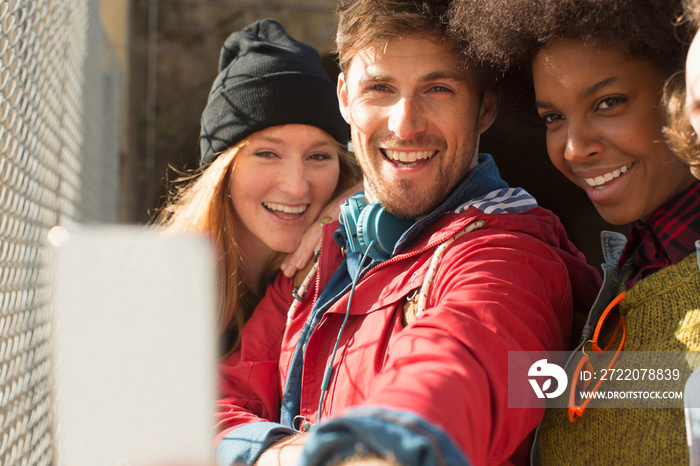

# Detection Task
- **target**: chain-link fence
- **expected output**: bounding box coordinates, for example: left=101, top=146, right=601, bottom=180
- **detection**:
left=0, top=0, right=121, bottom=463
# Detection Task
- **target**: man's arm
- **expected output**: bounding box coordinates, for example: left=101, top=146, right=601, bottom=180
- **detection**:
left=300, top=228, right=578, bottom=465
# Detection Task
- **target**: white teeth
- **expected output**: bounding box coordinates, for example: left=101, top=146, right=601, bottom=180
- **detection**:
left=584, top=163, right=632, bottom=188
left=263, top=202, right=307, bottom=214
left=384, top=149, right=435, bottom=164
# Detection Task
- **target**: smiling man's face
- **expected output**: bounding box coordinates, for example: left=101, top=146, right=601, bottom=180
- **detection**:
left=337, top=34, right=496, bottom=219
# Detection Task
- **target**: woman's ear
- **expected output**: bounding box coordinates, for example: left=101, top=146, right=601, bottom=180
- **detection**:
left=478, top=90, right=498, bottom=134
left=337, top=72, right=351, bottom=124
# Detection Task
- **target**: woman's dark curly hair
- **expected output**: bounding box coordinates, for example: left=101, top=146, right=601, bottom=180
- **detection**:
left=449, top=0, right=691, bottom=77
left=450, top=0, right=698, bottom=161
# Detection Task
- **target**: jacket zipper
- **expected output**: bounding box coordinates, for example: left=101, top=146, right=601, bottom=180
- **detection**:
left=311, top=217, right=482, bottom=317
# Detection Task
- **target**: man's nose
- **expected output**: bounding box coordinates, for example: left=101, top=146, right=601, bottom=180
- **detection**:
left=387, top=96, right=428, bottom=140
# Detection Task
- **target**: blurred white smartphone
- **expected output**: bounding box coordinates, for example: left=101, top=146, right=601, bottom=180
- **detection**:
left=50, top=225, right=217, bottom=466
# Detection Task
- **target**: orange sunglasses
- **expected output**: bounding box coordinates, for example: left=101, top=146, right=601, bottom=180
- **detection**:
left=568, top=292, right=627, bottom=422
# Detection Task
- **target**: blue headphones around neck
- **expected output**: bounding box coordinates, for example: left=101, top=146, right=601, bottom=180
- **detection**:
left=338, top=193, right=414, bottom=261
left=317, top=193, right=414, bottom=422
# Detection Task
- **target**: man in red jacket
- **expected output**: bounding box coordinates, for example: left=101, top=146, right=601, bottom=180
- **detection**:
left=215, top=1, right=602, bottom=465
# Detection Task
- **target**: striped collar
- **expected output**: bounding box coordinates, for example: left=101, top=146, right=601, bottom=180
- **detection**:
left=452, top=187, right=538, bottom=215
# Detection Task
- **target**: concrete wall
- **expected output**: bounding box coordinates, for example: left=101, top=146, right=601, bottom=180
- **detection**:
left=120, top=0, right=343, bottom=225
left=117, top=0, right=621, bottom=265
left=99, top=0, right=132, bottom=223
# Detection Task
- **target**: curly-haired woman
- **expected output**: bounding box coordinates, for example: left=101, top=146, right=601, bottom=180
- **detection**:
left=451, top=0, right=700, bottom=463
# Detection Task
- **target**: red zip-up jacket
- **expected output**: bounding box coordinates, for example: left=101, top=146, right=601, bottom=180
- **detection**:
left=217, top=188, right=600, bottom=465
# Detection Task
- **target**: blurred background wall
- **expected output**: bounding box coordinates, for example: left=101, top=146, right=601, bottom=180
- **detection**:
left=114, top=0, right=622, bottom=265
left=121, top=0, right=342, bottom=225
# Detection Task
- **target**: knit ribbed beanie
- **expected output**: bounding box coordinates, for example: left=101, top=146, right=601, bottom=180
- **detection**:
left=199, top=19, right=349, bottom=167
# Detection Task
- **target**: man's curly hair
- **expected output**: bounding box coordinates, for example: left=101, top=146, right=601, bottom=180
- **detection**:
left=335, top=0, right=498, bottom=90
left=336, top=0, right=451, bottom=74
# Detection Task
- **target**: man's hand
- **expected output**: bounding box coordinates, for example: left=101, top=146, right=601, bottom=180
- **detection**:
left=256, top=436, right=402, bottom=466
left=280, top=182, right=363, bottom=278
left=332, top=458, right=401, bottom=466
left=255, top=433, right=307, bottom=466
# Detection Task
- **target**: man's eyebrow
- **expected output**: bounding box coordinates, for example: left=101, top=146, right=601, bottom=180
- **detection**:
left=357, top=70, right=466, bottom=85
left=419, top=70, right=467, bottom=82
left=358, top=72, right=394, bottom=83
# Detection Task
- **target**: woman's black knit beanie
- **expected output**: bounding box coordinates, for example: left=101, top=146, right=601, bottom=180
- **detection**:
left=199, top=19, right=349, bottom=167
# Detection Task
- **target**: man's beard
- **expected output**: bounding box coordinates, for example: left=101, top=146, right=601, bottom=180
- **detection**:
left=357, top=133, right=473, bottom=219
left=363, top=164, right=453, bottom=219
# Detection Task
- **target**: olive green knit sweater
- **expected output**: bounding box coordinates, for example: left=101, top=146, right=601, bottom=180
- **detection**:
left=537, top=252, right=700, bottom=465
